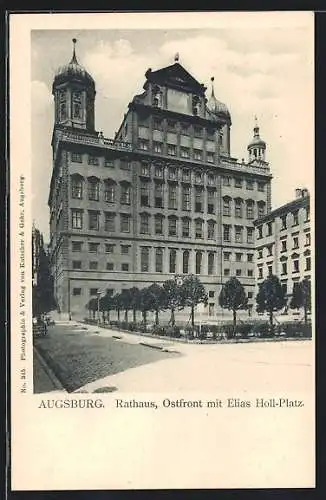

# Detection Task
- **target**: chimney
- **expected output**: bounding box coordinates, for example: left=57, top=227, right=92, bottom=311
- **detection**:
left=295, top=188, right=302, bottom=199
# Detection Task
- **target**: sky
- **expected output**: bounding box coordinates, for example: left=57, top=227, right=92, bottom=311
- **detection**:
left=31, top=22, right=314, bottom=241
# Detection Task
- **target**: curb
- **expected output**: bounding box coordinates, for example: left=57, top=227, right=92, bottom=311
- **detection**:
left=33, top=346, right=67, bottom=392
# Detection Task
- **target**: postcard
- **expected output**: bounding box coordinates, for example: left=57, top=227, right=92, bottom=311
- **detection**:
left=10, top=11, right=315, bottom=490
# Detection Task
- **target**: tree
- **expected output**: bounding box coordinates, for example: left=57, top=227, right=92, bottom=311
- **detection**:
left=180, top=275, right=208, bottom=331
left=290, top=278, right=311, bottom=324
left=86, top=298, right=97, bottom=320
left=162, top=277, right=183, bottom=326
left=100, top=290, right=114, bottom=324
left=112, top=293, right=122, bottom=322
left=120, top=289, right=132, bottom=323
left=219, top=277, right=248, bottom=336
left=147, top=283, right=166, bottom=326
left=32, top=229, right=56, bottom=317
left=256, top=274, right=287, bottom=330
left=139, top=287, right=154, bottom=328
left=129, top=287, right=141, bottom=323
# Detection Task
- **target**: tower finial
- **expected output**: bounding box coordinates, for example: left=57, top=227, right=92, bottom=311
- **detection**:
left=210, top=76, right=215, bottom=98
left=174, top=52, right=179, bottom=62
left=71, top=38, right=78, bottom=64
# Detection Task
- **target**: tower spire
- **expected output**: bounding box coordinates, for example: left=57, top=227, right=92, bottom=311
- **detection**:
left=253, top=114, right=260, bottom=137
left=210, top=76, right=215, bottom=98
left=71, top=38, right=78, bottom=64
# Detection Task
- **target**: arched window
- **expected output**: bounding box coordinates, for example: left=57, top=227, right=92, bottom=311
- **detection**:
left=195, top=251, right=202, bottom=274
left=183, top=250, right=190, bottom=274
left=169, top=249, right=177, bottom=274
left=168, top=216, right=178, bottom=237
left=140, top=213, right=150, bottom=234
left=104, top=179, right=116, bottom=203
left=71, top=174, right=84, bottom=199
left=208, top=252, right=215, bottom=275
left=87, top=177, right=100, bottom=201
left=246, top=199, right=255, bottom=220
left=195, top=219, right=203, bottom=239
left=72, top=90, right=82, bottom=119
left=223, top=196, right=231, bottom=216
left=257, top=200, right=266, bottom=218
left=207, top=220, right=215, bottom=239
left=120, top=182, right=131, bottom=205
left=235, top=198, right=243, bottom=218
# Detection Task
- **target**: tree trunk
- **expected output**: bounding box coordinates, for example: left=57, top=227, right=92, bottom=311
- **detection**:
left=107, top=310, right=110, bottom=323
left=117, top=309, right=120, bottom=322
left=191, top=306, right=195, bottom=332
left=124, top=309, right=128, bottom=323
left=133, top=308, right=136, bottom=323
left=155, top=309, right=159, bottom=325
left=102, top=311, right=105, bottom=324
left=143, top=310, right=147, bottom=327
left=233, top=309, right=237, bottom=337
left=170, top=308, right=175, bottom=327
left=304, top=306, right=308, bottom=325
left=269, top=310, right=273, bottom=333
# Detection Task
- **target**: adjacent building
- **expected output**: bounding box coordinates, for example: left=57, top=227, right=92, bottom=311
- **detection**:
left=253, top=187, right=311, bottom=306
left=48, top=40, right=272, bottom=317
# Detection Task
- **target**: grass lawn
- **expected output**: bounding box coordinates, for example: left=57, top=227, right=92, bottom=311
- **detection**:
left=33, top=325, right=180, bottom=393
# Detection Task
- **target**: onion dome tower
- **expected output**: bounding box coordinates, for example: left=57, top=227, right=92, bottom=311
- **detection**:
left=52, top=38, right=96, bottom=132
left=247, top=116, right=266, bottom=163
left=206, top=76, right=231, bottom=120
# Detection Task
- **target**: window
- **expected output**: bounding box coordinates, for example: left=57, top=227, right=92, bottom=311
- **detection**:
left=247, top=253, right=253, bottom=262
left=89, top=261, right=98, bottom=270
left=208, top=252, right=214, bottom=275
left=208, top=303, right=214, bottom=316
left=182, top=219, right=190, bottom=238
left=207, top=152, right=214, bottom=163
left=248, top=269, right=253, bottom=277
left=281, top=262, right=287, bottom=275
left=121, top=184, right=131, bottom=205
left=155, top=248, right=163, bottom=273
left=71, top=176, right=83, bottom=199
left=88, top=211, right=99, bottom=231
left=248, top=292, right=253, bottom=299
left=236, top=253, right=242, bottom=262
left=89, top=242, right=99, bottom=253
left=121, top=245, right=130, bottom=255
left=104, top=158, right=114, bottom=168
left=235, top=226, right=243, bottom=243
left=107, top=262, right=114, bottom=271
left=305, top=232, right=311, bottom=246
left=235, top=199, right=243, bottom=218
left=208, top=220, right=215, bottom=239
left=168, top=167, right=177, bottom=180
left=257, top=226, right=263, bottom=239
left=258, top=182, right=265, bottom=192
left=181, top=147, right=190, bottom=158
left=246, top=180, right=254, bottom=190
left=223, top=176, right=231, bottom=186
left=195, top=188, right=203, bottom=212
left=236, top=269, right=242, bottom=276
left=207, top=190, right=215, bottom=214
left=169, top=249, right=177, bottom=273
left=224, top=268, right=230, bottom=277
left=168, top=217, right=177, bottom=236
left=246, top=202, right=254, bottom=220
left=258, top=267, right=263, bottom=279
left=293, top=236, right=299, bottom=249
left=153, top=118, right=162, bottom=130
left=121, top=263, right=129, bottom=272
left=223, top=225, right=231, bottom=242
left=88, top=155, right=99, bottom=166
left=195, top=172, right=203, bottom=184
left=281, top=215, right=287, bottom=230
left=154, top=183, right=163, bottom=208
left=72, top=260, right=82, bottom=270
left=194, top=126, right=202, bottom=137
left=154, top=165, right=163, bottom=178
left=72, top=288, right=82, bottom=296
left=71, top=209, right=83, bottom=229
left=281, top=283, right=287, bottom=295
left=120, top=214, right=130, bottom=233
left=168, top=185, right=177, bottom=209
left=104, top=212, right=115, bottom=232
left=155, top=215, right=164, bottom=235
left=207, top=175, right=215, bottom=186
left=292, top=211, right=299, bottom=226
left=267, top=222, right=273, bottom=236
left=224, top=252, right=231, bottom=261
left=104, top=182, right=115, bottom=203
left=139, top=139, right=149, bottom=150
left=141, top=247, right=150, bottom=272
left=178, top=186, right=190, bottom=212
left=71, top=153, right=82, bottom=163
left=258, top=250, right=263, bottom=259
left=183, top=250, right=189, bottom=274
left=88, top=178, right=99, bottom=201
left=72, top=241, right=83, bottom=252
left=90, top=288, right=98, bottom=296
left=268, top=265, right=273, bottom=276
left=281, top=240, right=287, bottom=252
left=153, top=142, right=163, bottom=153
left=195, top=251, right=202, bottom=274
left=305, top=207, right=310, bottom=222
left=258, top=202, right=266, bottom=218
left=209, top=291, right=215, bottom=298
left=140, top=213, right=150, bottom=234
left=195, top=219, right=203, bottom=238
left=267, top=244, right=273, bottom=257
left=235, top=178, right=242, bottom=188
left=105, top=244, right=114, bottom=254
left=182, top=169, right=191, bottom=182
left=194, top=149, right=202, bottom=161
left=293, top=260, right=299, bottom=273
left=72, top=91, right=82, bottom=119
left=223, top=197, right=231, bottom=216
left=247, top=227, right=254, bottom=244
left=141, top=163, right=150, bottom=176
left=140, top=182, right=150, bottom=207
left=167, top=144, right=177, bottom=156
left=305, top=257, right=311, bottom=271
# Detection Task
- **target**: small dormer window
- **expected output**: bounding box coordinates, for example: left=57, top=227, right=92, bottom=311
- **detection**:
left=72, top=91, right=82, bottom=119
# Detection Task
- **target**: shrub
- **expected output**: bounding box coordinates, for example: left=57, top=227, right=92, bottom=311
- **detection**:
left=280, top=322, right=312, bottom=338
left=221, top=324, right=235, bottom=339
left=152, top=325, right=166, bottom=336
left=236, top=323, right=253, bottom=338
left=252, top=322, right=271, bottom=337
left=165, top=326, right=181, bottom=338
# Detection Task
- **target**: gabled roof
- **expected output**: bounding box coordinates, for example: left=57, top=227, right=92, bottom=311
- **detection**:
left=144, top=62, right=206, bottom=95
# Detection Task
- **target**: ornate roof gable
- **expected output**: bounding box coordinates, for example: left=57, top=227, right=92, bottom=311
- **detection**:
left=144, top=62, right=206, bottom=95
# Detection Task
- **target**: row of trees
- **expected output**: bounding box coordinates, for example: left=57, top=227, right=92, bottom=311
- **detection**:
left=87, top=274, right=311, bottom=335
